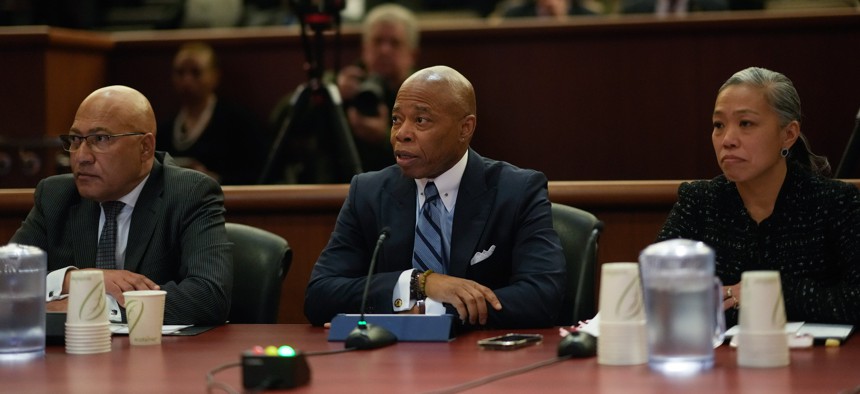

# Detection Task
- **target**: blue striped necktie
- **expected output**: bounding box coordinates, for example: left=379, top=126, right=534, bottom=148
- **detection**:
left=95, top=201, right=124, bottom=270
left=412, top=182, right=447, bottom=274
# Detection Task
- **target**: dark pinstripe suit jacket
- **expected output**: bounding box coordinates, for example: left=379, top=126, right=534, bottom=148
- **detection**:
left=304, top=149, right=566, bottom=328
left=11, top=152, right=233, bottom=325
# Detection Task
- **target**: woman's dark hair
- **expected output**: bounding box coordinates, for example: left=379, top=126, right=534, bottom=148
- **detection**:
left=719, top=67, right=831, bottom=177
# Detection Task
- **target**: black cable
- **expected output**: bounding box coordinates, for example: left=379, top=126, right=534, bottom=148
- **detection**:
left=304, top=347, right=357, bottom=356
left=207, top=349, right=569, bottom=393
left=205, top=361, right=242, bottom=394
left=422, top=355, right=573, bottom=394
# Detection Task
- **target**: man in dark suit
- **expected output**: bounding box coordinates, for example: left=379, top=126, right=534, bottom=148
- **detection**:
left=304, top=66, right=565, bottom=329
left=11, top=85, right=233, bottom=326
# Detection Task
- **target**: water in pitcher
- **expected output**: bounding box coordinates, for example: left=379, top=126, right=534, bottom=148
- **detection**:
left=0, top=245, right=46, bottom=362
left=644, top=271, right=716, bottom=374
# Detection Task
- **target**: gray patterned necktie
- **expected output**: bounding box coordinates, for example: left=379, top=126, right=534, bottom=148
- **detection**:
left=95, top=201, right=125, bottom=270
left=412, top=182, right=447, bottom=274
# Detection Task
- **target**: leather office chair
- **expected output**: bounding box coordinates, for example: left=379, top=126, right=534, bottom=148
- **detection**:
left=225, top=223, right=292, bottom=324
left=551, top=203, right=604, bottom=327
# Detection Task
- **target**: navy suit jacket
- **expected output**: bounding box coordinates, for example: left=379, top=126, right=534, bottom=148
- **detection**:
left=304, top=150, right=565, bottom=328
left=11, top=152, right=233, bottom=325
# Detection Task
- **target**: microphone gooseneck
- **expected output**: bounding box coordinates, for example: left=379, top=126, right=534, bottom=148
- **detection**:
left=358, top=228, right=388, bottom=322
left=345, top=227, right=397, bottom=350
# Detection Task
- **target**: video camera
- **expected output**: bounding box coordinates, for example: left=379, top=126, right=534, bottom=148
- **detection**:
left=353, top=75, right=387, bottom=117
left=289, top=0, right=346, bottom=21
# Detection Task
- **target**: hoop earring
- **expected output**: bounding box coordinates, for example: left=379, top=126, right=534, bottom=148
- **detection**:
left=780, top=147, right=789, bottom=158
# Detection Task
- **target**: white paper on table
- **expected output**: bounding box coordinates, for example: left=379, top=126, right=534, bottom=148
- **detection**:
left=109, top=324, right=193, bottom=335
left=725, top=321, right=804, bottom=338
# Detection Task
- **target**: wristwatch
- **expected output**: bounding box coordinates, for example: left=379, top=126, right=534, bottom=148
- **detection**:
left=416, top=299, right=426, bottom=314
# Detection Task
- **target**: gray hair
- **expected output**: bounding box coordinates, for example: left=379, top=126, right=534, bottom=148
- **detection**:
left=719, top=67, right=831, bottom=177
left=719, top=67, right=800, bottom=128
left=362, top=3, right=420, bottom=50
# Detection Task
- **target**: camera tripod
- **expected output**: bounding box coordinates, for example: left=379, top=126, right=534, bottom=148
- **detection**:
left=258, top=1, right=362, bottom=184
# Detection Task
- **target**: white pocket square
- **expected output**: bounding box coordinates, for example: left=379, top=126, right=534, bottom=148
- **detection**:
left=470, top=245, right=496, bottom=265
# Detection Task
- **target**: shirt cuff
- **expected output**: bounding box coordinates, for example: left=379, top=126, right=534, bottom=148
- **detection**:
left=424, top=297, right=446, bottom=315
left=46, top=266, right=76, bottom=301
left=392, top=269, right=416, bottom=312
left=107, top=295, right=122, bottom=323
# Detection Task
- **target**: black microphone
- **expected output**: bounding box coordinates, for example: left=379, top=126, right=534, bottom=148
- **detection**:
left=344, top=227, right=398, bottom=350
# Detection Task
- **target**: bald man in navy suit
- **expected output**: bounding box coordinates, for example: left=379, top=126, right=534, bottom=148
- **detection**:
left=304, top=66, right=565, bottom=329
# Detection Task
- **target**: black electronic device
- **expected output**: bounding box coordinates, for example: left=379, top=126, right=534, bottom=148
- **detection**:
left=344, top=227, right=398, bottom=350
left=45, top=311, right=66, bottom=346
left=556, top=331, right=597, bottom=358
left=353, top=74, right=387, bottom=117
left=241, top=345, right=311, bottom=390
left=477, top=333, right=543, bottom=350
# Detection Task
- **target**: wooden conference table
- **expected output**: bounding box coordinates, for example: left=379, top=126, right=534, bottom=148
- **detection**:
left=2, top=324, right=858, bottom=393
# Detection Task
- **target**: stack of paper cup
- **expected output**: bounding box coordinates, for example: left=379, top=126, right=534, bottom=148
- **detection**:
left=736, top=270, right=789, bottom=368
left=124, top=290, right=167, bottom=346
left=65, top=270, right=111, bottom=355
left=597, top=262, right=648, bottom=365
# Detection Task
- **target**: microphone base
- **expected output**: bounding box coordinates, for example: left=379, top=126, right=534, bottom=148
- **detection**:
left=344, top=323, right=397, bottom=350
left=329, top=314, right=456, bottom=343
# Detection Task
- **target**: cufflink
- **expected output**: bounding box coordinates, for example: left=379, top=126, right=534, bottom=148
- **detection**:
left=394, top=298, right=403, bottom=308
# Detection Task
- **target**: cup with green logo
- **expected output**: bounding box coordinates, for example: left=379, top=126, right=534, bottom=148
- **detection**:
left=67, top=270, right=109, bottom=325
left=123, top=290, right=167, bottom=346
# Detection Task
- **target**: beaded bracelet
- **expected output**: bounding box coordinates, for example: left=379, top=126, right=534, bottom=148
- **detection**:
left=409, top=270, right=422, bottom=300
left=419, top=270, right=434, bottom=298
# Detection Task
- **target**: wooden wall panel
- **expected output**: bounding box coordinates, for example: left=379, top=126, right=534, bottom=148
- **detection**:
left=0, top=26, right=110, bottom=187
left=100, top=10, right=860, bottom=183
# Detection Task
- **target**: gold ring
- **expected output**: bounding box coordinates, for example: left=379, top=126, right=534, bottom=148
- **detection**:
left=731, top=296, right=740, bottom=310
left=725, top=287, right=733, bottom=300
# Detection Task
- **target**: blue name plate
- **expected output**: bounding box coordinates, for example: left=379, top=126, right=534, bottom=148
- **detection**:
left=328, top=314, right=456, bottom=342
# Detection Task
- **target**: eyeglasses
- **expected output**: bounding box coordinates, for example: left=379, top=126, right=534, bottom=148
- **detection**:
left=59, top=133, right=146, bottom=153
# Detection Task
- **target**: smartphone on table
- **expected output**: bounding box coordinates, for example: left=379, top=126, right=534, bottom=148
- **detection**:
left=477, top=333, right=543, bottom=350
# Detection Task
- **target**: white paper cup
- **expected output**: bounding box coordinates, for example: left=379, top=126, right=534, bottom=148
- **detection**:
left=739, top=271, right=787, bottom=333
left=598, top=263, right=646, bottom=323
left=65, top=328, right=111, bottom=355
left=66, top=343, right=111, bottom=355
left=123, top=290, right=166, bottom=346
left=597, top=263, right=647, bottom=365
left=737, top=331, right=789, bottom=367
left=737, top=271, right=789, bottom=368
left=598, top=321, right=648, bottom=365
left=66, top=270, right=109, bottom=325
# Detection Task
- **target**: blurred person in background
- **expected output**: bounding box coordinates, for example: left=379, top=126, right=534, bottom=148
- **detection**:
left=158, top=42, right=266, bottom=185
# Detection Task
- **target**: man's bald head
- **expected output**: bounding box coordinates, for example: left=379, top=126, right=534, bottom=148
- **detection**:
left=402, top=65, right=477, bottom=118
left=391, top=66, right=478, bottom=179
left=79, top=85, right=157, bottom=137
left=71, top=85, right=157, bottom=202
